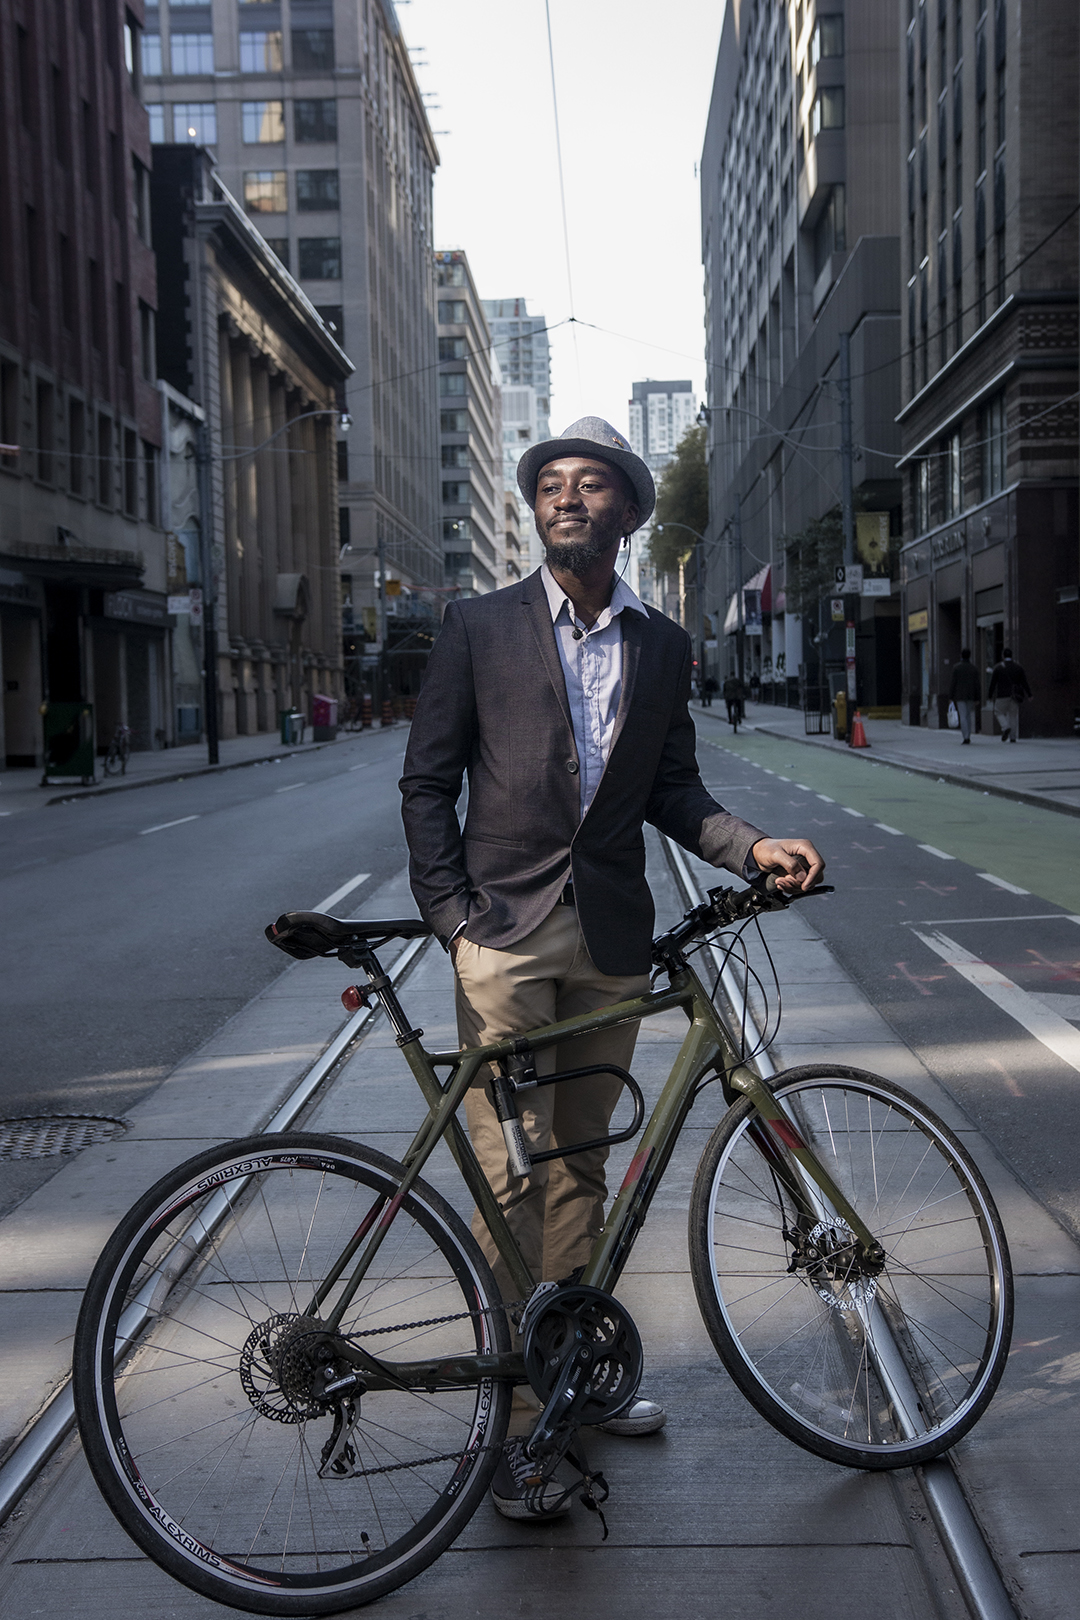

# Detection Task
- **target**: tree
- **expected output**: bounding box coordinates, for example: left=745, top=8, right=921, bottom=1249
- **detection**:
left=647, top=423, right=707, bottom=574
left=781, top=509, right=844, bottom=617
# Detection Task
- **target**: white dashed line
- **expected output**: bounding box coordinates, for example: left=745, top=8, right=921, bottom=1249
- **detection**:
left=977, top=873, right=1030, bottom=895
left=918, top=844, right=956, bottom=860
left=795, top=784, right=812, bottom=791
left=842, top=807, right=864, bottom=817
left=817, top=794, right=835, bottom=803
left=275, top=782, right=307, bottom=793
left=316, top=872, right=372, bottom=913
left=139, top=815, right=200, bottom=835
left=875, top=823, right=903, bottom=835
left=777, top=776, right=790, bottom=782
left=348, top=763, right=371, bottom=771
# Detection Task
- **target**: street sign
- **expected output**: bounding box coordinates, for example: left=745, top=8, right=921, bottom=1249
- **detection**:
left=835, top=564, right=864, bottom=592
left=831, top=598, right=845, bottom=622
left=862, top=577, right=891, bottom=597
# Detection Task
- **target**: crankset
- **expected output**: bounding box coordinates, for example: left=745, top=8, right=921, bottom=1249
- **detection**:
left=521, top=1283, right=643, bottom=1454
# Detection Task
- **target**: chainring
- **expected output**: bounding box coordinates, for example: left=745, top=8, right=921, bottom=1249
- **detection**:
left=522, top=1284, right=643, bottom=1428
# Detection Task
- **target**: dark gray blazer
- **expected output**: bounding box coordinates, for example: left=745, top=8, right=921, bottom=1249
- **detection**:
left=399, top=570, right=766, bottom=976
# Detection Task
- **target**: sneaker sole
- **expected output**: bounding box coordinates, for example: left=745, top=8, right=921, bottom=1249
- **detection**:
left=491, top=1494, right=570, bottom=1522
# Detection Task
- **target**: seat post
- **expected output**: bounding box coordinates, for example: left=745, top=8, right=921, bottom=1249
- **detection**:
left=352, top=946, right=423, bottom=1047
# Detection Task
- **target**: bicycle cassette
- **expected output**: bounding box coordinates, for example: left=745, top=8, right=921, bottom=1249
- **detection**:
left=522, top=1283, right=643, bottom=1434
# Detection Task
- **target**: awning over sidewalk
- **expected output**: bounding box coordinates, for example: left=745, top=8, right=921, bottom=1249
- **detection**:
left=723, top=564, right=771, bottom=635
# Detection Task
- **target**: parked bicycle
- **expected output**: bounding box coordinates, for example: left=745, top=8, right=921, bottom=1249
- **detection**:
left=73, top=878, right=1013, bottom=1615
left=102, top=724, right=133, bottom=776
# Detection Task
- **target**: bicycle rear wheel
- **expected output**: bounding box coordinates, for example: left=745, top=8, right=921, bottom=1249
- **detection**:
left=689, top=1066, right=1012, bottom=1469
left=74, top=1134, right=512, bottom=1615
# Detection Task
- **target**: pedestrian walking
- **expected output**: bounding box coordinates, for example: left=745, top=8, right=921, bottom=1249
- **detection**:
left=948, top=648, right=981, bottom=744
left=702, top=674, right=718, bottom=707
left=987, top=647, right=1032, bottom=742
left=400, top=416, right=824, bottom=1520
left=722, top=671, right=746, bottom=731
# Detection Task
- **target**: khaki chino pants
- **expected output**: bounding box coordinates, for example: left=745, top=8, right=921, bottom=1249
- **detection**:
left=454, top=906, right=651, bottom=1306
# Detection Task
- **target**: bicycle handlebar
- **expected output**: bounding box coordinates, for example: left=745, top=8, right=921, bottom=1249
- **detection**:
left=651, top=875, right=834, bottom=970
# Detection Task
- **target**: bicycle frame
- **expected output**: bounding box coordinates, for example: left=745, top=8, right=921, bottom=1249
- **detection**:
left=309, top=946, right=883, bottom=1393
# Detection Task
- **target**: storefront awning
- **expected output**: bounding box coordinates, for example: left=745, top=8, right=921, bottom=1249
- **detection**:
left=723, top=565, right=771, bottom=635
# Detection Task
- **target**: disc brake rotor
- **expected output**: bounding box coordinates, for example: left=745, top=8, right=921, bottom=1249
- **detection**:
left=522, top=1284, right=643, bottom=1428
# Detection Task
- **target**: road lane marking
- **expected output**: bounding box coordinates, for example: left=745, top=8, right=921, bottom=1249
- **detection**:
left=795, top=784, right=811, bottom=791
left=918, top=844, right=956, bottom=860
left=275, top=782, right=307, bottom=793
left=913, top=929, right=1080, bottom=1076
left=348, top=763, right=371, bottom=771
left=977, top=873, right=1030, bottom=895
left=875, top=823, right=903, bottom=835
left=777, top=775, right=790, bottom=781
left=316, top=872, right=371, bottom=913
left=817, top=794, right=835, bottom=802
left=911, top=914, right=1080, bottom=925
left=842, top=807, right=864, bottom=817
left=139, top=815, right=200, bottom=835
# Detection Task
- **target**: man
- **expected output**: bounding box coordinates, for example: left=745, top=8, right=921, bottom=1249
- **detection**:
left=987, top=647, right=1032, bottom=742
left=948, top=649, right=981, bottom=744
left=722, top=670, right=746, bottom=731
left=400, top=418, right=824, bottom=1520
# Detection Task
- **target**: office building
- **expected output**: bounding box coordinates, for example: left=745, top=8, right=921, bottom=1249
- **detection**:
left=139, top=0, right=443, bottom=690
left=483, top=298, right=551, bottom=575
left=897, top=0, right=1077, bottom=735
left=628, top=380, right=697, bottom=479
left=701, top=1, right=903, bottom=708
left=1, top=0, right=165, bottom=773
left=435, top=250, right=501, bottom=597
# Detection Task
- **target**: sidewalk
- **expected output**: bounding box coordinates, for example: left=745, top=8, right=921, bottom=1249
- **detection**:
left=0, top=721, right=399, bottom=819
left=695, top=700, right=1080, bottom=816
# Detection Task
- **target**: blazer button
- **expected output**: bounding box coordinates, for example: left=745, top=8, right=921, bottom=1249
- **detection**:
left=566, top=759, right=579, bottom=775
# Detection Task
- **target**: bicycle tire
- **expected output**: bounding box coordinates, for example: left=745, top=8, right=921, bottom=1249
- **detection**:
left=102, top=746, right=121, bottom=776
left=689, top=1066, right=1012, bottom=1469
left=73, top=1133, right=512, bottom=1615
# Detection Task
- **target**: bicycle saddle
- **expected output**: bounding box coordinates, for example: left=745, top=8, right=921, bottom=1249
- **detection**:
left=266, top=911, right=432, bottom=960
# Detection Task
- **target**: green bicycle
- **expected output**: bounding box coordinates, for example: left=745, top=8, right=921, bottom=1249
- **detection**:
left=72, top=879, right=1013, bottom=1615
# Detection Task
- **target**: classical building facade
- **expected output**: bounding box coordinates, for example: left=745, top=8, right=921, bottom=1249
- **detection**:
left=436, top=250, right=501, bottom=597
left=897, top=0, right=1078, bottom=735
left=151, top=145, right=352, bottom=738
left=1, top=0, right=165, bottom=772
left=139, top=0, right=443, bottom=676
left=700, top=1, right=904, bottom=710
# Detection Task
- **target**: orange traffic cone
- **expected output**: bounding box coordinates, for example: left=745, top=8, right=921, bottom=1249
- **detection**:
left=849, top=709, right=870, bottom=748
left=381, top=699, right=394, bottom=727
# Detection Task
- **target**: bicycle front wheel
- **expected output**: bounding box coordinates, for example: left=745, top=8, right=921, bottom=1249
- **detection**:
left=74, top=1134, right=512, bottom=1615
left=689, top=1067, right=1012, bottom=1469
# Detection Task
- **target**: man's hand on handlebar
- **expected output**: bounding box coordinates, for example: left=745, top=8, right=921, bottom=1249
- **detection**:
left=750, top=837, right=826, bottom=894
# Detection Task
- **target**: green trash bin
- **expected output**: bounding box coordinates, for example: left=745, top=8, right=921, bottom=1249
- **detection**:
left=42, top=702, right=95, bottom=784
left=279, top=710, right=305, bottom=745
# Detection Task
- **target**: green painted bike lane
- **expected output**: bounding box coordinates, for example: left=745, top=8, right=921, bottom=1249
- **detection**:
left=694, top=718, right=1080, bottom=915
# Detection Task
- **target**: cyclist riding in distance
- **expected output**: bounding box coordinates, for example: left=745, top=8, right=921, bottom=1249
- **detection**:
left=399, top=415, right=824, bottom=1519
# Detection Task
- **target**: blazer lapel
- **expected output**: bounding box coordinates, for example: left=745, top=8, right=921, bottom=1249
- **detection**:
left=522, top=581, right=575, bottom=738
left=611, top=608, right=646, bottom=747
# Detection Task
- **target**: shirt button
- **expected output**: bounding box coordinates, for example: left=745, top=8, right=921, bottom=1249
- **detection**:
left=566, top=760, right=579, bottom=774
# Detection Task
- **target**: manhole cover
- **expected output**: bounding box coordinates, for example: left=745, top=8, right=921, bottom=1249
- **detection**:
left=0, top=1114, right=130, bottom=1161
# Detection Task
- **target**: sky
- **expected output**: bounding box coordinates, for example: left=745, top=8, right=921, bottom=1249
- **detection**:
left=396, top=0, right=727, bottom=437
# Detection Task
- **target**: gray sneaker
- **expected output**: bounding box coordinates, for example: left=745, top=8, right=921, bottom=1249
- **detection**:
left=490, top=1438, right=570, bottom=1521
left=594, top=1397, right=667, bottom=1436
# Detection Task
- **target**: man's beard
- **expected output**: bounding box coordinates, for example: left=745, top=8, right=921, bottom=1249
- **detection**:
left=541, top=517, right=623, bottom=577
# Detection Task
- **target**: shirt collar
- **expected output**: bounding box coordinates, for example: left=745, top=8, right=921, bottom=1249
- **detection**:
left=539, top=562, right=648, bottom=628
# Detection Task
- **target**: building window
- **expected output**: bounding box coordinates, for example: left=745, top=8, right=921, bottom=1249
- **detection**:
left=142, top=33, right=162, bottom=75
left=292, top=28, right=334, bottom=71
left=443, top=519, right=472, bottom=543
left=811, top=87, right=844, bottom=137
left=294, top=99, right=337, bottom=142
left=438, top=300, right=467, bottom=323
left=262, top=238, right=289, bottom=269
left=915, top=458, right=931, bottom=534
left=336, top=440, right=348, bottom=484
left=439, top=372, right=466, bottom=397
left=143, top=441, right=158, bottom=525
left=242, top=100, right=285, bottom=143
left=35, top=380, right=55, bottom=484
left=810, top=14, right=843, bottom=65
left=239, top=30, right=283, bottom=72
left=244, top=170, right=287, bottom=213
left=442, top=444, right=470, bottom=468
left=174, top=103, right=217, bottom=144
left=441, top=409, right=468, bottom=432
left=97, top=412, right=113, bottom=507
left=123, top=428, right=138, bottom=517
left=943, top=431, right=962, bottom=518
left=442, top=480, right=470, bottom=505
left=67, top=397, right=85, bottom=494
left=315, top=305, right=344, bottom=342
left=296, top=169, right=340, bottom=210
left=813, top=185, right=846, bottom=275
left=439, top=337, right=467, bottom=360
left=982, top=393, right=1007, bottom=497
left=146, top=104, right=165, bottom=143
left=297, top=236, right=341, bottom=279
left=139, top=301, right=155, bottom=380
left=170, top=33, right=214, bottom=74
left=436, top=260, right=466, bottom=287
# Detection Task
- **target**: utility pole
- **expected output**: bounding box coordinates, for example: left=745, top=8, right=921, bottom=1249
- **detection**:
left=838, top=331, right=857, bottom=710
left=376, top=527, right=388, bottom=723
left=733, top=491, right=744, bottom=685
left=695, top=537, right=705, bottom=694
left=195, top=420, right=219, bottom=765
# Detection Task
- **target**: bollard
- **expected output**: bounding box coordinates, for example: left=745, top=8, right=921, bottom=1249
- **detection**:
left=381, top=699, right=394, bottom=727
left=849, top=709, right=870, bottom=748
left=361, top=694, right=372, bottom=728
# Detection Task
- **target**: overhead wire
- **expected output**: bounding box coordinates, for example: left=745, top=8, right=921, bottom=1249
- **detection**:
left=544, top=0, right=584, bottom=404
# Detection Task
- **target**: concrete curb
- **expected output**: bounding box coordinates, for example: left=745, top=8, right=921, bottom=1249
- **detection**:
left=705, top=711, right=1080, bottom=821
left=43, top=726, right=401, bottom=808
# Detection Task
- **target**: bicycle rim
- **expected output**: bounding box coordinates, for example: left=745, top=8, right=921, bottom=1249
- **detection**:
left=690, top=1068, right=1012, bottom=1469
left=74, top=1135, right=511, bottom=1614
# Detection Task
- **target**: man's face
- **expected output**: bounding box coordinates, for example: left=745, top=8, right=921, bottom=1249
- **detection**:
left=534, top=456, right=639, bottom=576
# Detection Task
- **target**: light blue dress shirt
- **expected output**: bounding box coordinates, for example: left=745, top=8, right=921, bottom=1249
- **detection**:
left=540, top=563, right=649, bottom=819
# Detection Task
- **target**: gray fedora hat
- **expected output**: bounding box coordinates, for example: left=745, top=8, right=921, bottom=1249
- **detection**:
left=517, top=416, right=655, bottom=531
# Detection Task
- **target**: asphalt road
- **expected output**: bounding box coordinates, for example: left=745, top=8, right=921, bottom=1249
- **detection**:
left=693, top=707, right=1080, bottom=1245
left=0, top=728, right=411, bottom=1211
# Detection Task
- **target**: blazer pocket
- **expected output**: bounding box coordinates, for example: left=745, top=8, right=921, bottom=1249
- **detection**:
left=464, top=832, right=526, bottom=849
